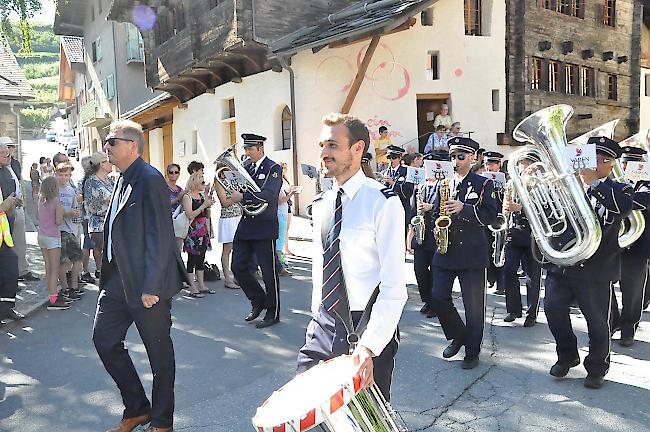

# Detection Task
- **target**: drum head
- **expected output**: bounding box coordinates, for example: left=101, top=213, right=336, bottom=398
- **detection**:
left=253, top=355, right=361, bottom=431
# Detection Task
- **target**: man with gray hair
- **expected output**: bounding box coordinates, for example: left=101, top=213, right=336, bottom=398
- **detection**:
left=92, top=119, right=187, bottom=432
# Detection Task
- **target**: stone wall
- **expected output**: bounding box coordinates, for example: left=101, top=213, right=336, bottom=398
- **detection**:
left=506, top=0, right=641, bottom=141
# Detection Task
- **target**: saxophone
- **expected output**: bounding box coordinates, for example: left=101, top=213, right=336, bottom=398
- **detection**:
left=411, top=188, right=426, bottom=245
left=434, top=179, right=452, bottom=254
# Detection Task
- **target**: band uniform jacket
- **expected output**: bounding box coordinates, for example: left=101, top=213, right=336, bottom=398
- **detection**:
left=431, top=173, right=498, bottom=269
left=101, top=157, right=186, bottom=306
left=505, top=180, right=534, bottom=249
left=624, top=180, right=650, bottom=258
left=235, top=157, right=282, bottom=240
left=546, top=178, right=633, bottom=282
left=410, top=182, right=437, bottom=251
left=383, top=165, right=413, bottom=212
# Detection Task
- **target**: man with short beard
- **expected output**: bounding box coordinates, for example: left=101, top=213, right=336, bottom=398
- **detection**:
left=297, top=113, right=407, bottom=401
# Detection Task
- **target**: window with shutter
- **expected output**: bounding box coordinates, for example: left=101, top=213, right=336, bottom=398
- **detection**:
left=281, top=107, right=293, bottom=150
left=107, top=74, right=115, bottom=100
left=464, top=0, right=482, bottom=36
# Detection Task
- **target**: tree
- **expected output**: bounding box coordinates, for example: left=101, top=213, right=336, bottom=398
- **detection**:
left=0, top=0, right=48, bottom=53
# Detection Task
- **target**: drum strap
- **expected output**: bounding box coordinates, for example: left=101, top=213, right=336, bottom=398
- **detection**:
left=336, top=277, right=380, bottom=354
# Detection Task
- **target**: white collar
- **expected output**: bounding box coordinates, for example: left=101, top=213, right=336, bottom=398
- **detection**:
left=334, top=168, right=366, bottom=201
left=252, top=156, right=267, bottom=168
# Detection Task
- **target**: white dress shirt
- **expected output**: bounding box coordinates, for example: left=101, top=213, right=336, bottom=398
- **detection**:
left=106, top=176, right=123, bottom=262
left=310, top=168, right=407, bottom=356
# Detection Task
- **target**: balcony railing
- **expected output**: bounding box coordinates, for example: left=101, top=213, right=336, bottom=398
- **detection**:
left=80, top=99, right=112, bottom=127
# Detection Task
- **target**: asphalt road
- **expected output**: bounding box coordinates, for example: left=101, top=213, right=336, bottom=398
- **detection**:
left=1, top=139, right=649, bottom=431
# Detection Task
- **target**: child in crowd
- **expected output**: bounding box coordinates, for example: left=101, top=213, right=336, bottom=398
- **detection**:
left=55, top=162, right=84, bottom=301
left=30, top=163, right=41, bottom=201
left=37, top=176, right=69, bottom=310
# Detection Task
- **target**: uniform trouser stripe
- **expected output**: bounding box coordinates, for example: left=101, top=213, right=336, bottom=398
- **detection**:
left=0, top=297, right=16, bottom=302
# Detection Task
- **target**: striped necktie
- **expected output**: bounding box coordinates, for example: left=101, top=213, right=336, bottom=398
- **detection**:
left=321, top=189, right=345, bottom=313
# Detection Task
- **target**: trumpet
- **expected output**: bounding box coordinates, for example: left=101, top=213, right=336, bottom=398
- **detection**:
left=434, top=179, right=452, bottom=254
left=508, top=105, right=601, bottom=266
left=213, top=145, right=268, bottom=216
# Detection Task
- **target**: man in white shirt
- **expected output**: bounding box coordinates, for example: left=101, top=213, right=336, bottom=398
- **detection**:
left=296, top=113, right=407, bottom=401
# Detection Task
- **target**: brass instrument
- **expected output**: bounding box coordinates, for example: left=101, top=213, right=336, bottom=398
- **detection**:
left=508, top=105, right=602, bottom=266
left=614, top=130, right=650, bottom=248
left=434, top=179, right=452, bottom=254
left=411, top=188, right=427, bottom=245
left=569, top=121, right=646, bottom=249
left=489, top=181, right=515, bottom=267
left=213, top=145, right=269, bottom=216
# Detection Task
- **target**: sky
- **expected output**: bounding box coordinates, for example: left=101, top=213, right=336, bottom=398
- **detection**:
left=8, top=0, right=56, bottom=24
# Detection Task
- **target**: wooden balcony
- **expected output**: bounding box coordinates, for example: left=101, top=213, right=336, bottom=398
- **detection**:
left=80, top=99, right=112, bottom=128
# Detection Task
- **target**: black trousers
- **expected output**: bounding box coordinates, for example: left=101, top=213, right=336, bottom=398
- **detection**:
left=501, top=243, right=542, bottom=317
left=296, top=306, right=399, bottom=401
left=611, top=252, right=648, bottom=338
left=644, top=265, right=650, bottom=310
left=544, top=272, right=611, bottom=376
left=487, top=261, right=502, bottom=288
left=0, top=245, right=18, bottom=314
left=413, top=248, right=434, bottom=305
left=431, top=266, right=486, bottom=358
left=232, top=238, right=280, bottom=320
left=92, top=269, right=175, bottom=428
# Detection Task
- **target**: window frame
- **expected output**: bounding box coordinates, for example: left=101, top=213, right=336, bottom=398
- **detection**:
left=565, top=63, right=578, bottom=95
left=607, top=74, right=617, bottom=101
left=281, top=106, right=293, bottom=151
left=548, top=60, right=560, bottom=93
left=531, top=57, right=543, bottom=90
left=464, top=0, right=482, bottom=36
left=579, top=66, right=594, bottom=97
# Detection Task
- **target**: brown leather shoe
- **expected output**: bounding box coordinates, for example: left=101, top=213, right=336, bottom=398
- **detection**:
left=144, top=428, right=172, bottom=432
left=106, top=414, right=150, bottom=432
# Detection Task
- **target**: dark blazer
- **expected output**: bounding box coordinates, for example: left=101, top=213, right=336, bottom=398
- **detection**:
left=547, top=178, right=633, bottom=282
left=101, top=157, right=186, bottom=306
left=384, top=165, right=413, bottom=212
left=625, top=180, right=650, bottom=258
left=235, top=156, right=282, bottom=241
left=432, top=173, right=498, bottom=269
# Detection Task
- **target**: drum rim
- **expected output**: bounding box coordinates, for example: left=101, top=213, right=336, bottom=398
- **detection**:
left=252, top=356, right=363, bottom=431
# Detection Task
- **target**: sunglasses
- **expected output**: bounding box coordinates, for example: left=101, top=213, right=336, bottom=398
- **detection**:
left=104, top=137, right=133, bottom=146
left=168, top=170, right=180, bottom=175
left=450, top=153, right=468, bottom=161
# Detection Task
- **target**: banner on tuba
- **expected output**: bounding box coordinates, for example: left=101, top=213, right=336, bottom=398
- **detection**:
left=563, top=144, right=596, bottom=172
left=624, top=161, right=650, bottom=182
left=424, top=160, right=454, bottom=181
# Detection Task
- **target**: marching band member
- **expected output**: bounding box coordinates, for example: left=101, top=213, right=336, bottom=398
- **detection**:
left=409, top=153, right=440, bottom=319
left=501, top=153, right=543, bottom=327
left=430, top=137, right=498, bottom=369
left=611, top=146, right=649, bottom=347
left=230, top=134, right=283, bottom=329
left=383, top=145, right=413, bottom=234
left=544, top=136, right=633, bottom=389
left=483, top=151, right=505, bottom=292
left=297, top=113, right=407, bottom=401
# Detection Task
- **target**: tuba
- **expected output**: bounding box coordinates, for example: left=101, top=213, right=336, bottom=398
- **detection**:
left=569, top=120, right=645, bottom=249
left=213, top=145, right=269, bottom=216
left=507, top=105, right=601, bottom=266
left=614, top=130, right=650, bottom=248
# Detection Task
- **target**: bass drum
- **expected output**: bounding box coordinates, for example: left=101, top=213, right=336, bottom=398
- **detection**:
left=252, top=355, right=406, bottom=431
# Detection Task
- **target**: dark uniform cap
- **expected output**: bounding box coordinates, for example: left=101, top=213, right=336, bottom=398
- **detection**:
left=424, top=152, right=450, bottom=161
left=362, top=152, right=373, bottom=164
left=621, top=146, right=647, bottom=162
left=483, top=151, right=504, bottom=163
left=386, top=144, right=406, bottom=158
left=521, top=153, right=542, bottom=163
left=449, top=137, right=479, bottom=154
left=242, top=133, right=267, bottom=148
left=587, top=136, right=623, bottom=159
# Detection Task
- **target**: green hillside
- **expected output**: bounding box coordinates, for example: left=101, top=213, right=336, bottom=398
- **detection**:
left=6, top=22, right=60, bottom=131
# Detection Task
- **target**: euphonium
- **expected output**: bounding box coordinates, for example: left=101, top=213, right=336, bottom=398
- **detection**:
left=614, top=129, right=650, bottom=248
left=507, top=105, right=601, bottom=266
left=213, top=145, right=269, bottom=216
left=569, top=121, right=646, bottom=249
left=411, top=191, right=426, bottom=245
left=489, top=181, right=515, bottom=267
left=434, top=179, right=452, bottom=254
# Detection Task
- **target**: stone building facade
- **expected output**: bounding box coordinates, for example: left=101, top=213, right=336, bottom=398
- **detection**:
left=506, top=0, right=642, bottom=141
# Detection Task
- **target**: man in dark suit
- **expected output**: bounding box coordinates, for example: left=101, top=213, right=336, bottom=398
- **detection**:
left=382, top=145, right=413, bottom=233
left=92, top=120, right=186, bottom=432
left=230, top=133, right=283, bottom=329
left=483, top=151, right=505, bottom=292
left=544, top=136, right=633, bottom=389
left=430, top=137, right=498, bottom=369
